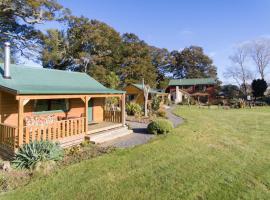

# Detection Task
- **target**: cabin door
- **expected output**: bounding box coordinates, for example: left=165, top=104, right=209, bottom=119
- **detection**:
left=88, top=99, right=93, bottom=123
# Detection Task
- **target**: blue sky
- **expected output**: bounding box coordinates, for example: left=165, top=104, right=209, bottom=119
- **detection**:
left=31, top=0, right=270, bottom=83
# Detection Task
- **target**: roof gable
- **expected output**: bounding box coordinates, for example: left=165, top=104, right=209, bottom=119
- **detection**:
left=0, top=64, right=124, bottom=95
left=169, top=78, right=216, bottom=86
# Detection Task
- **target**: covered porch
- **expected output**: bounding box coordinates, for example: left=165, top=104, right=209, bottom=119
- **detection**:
left=0, top=93, right=125, bottom=155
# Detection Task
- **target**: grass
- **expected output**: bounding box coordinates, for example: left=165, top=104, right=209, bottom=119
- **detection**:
left=2, top=106, right=270, bottom=200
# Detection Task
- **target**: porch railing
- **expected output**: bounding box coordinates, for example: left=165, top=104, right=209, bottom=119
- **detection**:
left=23, top=117, right=86, bottom=144
left=104, top=110, right=121, bottom=123
left=0, top=123, right=18, bottom=150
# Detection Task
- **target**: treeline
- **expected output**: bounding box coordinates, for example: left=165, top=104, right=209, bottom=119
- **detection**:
left=0, top=0, right=218, bottom=89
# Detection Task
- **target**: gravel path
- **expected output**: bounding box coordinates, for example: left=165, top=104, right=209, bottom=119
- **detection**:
left=101, top=106, right=183, bottom=148
left=165, top=105, right=184, bottom=128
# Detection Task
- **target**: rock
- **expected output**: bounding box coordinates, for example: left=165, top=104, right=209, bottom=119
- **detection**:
left=0, top=161, right=11, bottom=172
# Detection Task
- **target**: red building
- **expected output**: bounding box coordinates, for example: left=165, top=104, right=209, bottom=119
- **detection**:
left=166, top=78, right=217, bottom=103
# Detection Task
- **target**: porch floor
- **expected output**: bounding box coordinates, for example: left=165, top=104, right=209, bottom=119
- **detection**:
left=88, top=121, right=122, bottom=134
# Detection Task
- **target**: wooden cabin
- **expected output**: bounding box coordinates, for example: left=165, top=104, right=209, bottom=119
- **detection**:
left=0, top=63, right=126, bottom=157
left=123, top=84, right=168, bottom=106
left=166, top=78, right=216, bottom=104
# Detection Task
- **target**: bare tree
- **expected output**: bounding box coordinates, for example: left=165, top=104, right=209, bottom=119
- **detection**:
left=249, top=38, right=270, bottom=79
left=224, top=45, right=252, bottom=97
left=142, top=79, right=150, bottom=117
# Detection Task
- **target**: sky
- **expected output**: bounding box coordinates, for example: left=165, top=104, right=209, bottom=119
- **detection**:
left=29, top=0, right=270, bottom=84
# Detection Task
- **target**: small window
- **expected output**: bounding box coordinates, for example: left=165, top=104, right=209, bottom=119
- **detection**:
left=34, top=99, right=69, bottom=113
left=127, top=94, right=136, bottom=102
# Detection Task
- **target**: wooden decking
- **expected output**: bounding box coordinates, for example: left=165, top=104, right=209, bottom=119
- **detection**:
left=59, top=121, right=123, bottom=148
left=88, top=122, right=123, bottom=134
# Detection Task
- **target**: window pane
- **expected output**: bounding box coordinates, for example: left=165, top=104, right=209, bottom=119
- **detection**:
left=51, top=100, right=68, bottom=111
left=35, top=100, right=49, bottom=112
left=34, top=99, right=69, bottom=113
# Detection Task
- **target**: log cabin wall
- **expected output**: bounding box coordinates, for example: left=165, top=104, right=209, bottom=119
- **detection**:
left=124, top=85, right=145, bottom=105
left=92, top=98, right=105, bottom=122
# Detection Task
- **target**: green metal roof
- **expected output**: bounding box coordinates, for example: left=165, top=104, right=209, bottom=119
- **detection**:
left=169, top=78, right=216, bottom=86
left=0, top=64, right=124, bottom=95
left=131, top=84, right=165, bottom=94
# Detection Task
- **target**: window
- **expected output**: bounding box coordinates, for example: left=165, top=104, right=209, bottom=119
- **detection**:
left=127, top=94, right=136, bottom=102
left=34, top=99, right=69, bottom=113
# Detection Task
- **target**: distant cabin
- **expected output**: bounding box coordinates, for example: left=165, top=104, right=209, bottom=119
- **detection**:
left=166, top=78, right=217, bottom=104
left=123, top=84, right=168, bottom=106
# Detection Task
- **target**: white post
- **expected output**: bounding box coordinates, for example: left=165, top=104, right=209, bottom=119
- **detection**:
left=4, top=42, right=11, bottom=79
left=175, top=86, right=182, bottom=104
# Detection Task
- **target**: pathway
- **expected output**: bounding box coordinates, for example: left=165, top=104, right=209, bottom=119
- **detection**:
left=101, top=105, right=183, bottom=148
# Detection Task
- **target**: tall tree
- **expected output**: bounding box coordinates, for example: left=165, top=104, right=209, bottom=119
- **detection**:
left=170, top=46, right=217, bottom=79
left=249, top=38, right=270, bottom=80
left=224, top=45, right=252, bottom=97
left=0, top=0, right=69, bottom=59
left=121, top=33, right=157, bottom=87
left=41, top=29, right=70, bottom=69
left=149, top=46, right=172, bottom=89
left=41, top=17, right=123, bottom=85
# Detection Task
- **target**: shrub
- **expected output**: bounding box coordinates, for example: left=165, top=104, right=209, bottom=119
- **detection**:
left=12, top=141, right=64, bottom=169
left=151, top=96, right=161, bottom=111
left=147, top=119, right=173, bottom=134
left=126, top=103, right=142, bottom=116
left=156, top=110, right=167, bottom=118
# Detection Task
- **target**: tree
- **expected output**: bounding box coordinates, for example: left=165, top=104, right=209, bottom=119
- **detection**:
left=105, top=72, right=120, bottom=89
left=41, top=29, right=70, bottom=69
left=41, top=17, right=123, bottom=85
left=121, top=33, right=157, bottom=87
left=249, top=38, right=270, bottom=80
left=221, top=84, right=241, bottom=99
left=0, top=0, right=69, bottom=59
left=224, top=45, right=252, bottom=97
left=251, top=79, right=267, bottom=99
left=148, top=46, right=172, bottom=89
left=170, top=46, right=217, bottom=79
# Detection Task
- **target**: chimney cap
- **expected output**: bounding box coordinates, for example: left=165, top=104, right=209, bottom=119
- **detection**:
left=4, top=42, right=10, bottom=46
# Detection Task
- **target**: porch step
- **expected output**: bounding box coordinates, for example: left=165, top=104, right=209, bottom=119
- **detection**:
left=86, top=126, right=133, bottom=144
left=59, top=134, right=85, bottom=148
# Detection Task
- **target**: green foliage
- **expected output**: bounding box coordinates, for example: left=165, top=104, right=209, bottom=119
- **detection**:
left=151, top=96, right=161, bottom=111
left=147, top=119, right=173, bottom=134
left=12, top=141, right=64, bottom=169
left=156, top=110, right=167, bottom=118
left=41, top=17, right=123, bottom=86
left=251, top=79, right=268, bottom=98
left=105, top=72, right=120, bottom=89
left=0, top=0, right=68, bottom=59
left=221, top=84, right=241, bottom=99
left=170, top=46, right=218, bottom=79
left=126, top=103, right=142, bottom=116
left=121, top=33, right=157, bottom=87
left=41, top=29, right=70, bottom=70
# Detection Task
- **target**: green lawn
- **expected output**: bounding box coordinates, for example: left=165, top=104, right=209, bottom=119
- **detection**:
left=2, top=107, right=270, bottom=200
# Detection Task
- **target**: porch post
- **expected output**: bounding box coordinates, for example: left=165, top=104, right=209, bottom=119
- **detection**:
left=121, top=94, right=126, bottom=126
left=18, top=99, right=24, bottom=147
left=84, top=96, right=89, bottom=133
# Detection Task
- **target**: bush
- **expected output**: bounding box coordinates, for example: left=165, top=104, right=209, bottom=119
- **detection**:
left=126, top=103, right=142, bottom=116
left=151, top=96, right=161, bottom=111
left=147, top=119, right=173, bottom=134
left=12, top=141, right=64, bottom=169
left=156, top=110, right=167, bottom=118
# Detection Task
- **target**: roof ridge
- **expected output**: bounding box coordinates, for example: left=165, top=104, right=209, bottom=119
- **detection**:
left=0, top=63, right=88, bottom=76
